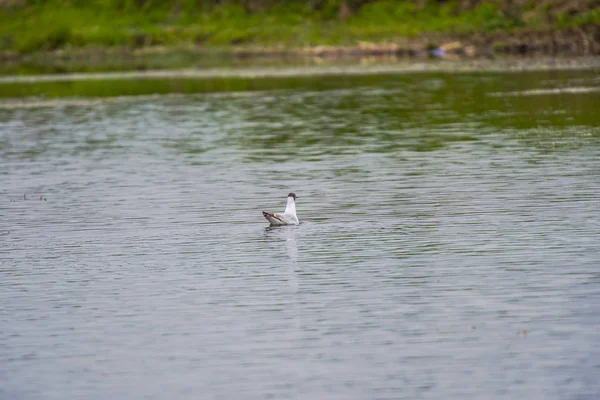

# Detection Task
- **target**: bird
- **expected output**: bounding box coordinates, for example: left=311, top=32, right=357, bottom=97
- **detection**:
left=262, top=193, right=299, bottom=226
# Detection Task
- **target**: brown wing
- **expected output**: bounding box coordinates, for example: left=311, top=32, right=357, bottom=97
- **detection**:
left=262, top=211, right=284, bottom=222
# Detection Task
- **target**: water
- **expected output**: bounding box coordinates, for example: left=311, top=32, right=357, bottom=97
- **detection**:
left=1, top=68, right=599, bottom=399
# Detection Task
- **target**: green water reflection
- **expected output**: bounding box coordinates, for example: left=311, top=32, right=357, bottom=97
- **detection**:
left=1, top=69, right=599, bottom=159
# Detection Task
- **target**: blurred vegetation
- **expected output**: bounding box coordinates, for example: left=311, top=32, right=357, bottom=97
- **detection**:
left=0, top=0, right=598, bottom=53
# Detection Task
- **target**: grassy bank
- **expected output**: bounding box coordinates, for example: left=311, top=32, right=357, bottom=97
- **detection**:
left=0, top=0, right=598, bottom=76
left=1, top=0, right=599, bottom=54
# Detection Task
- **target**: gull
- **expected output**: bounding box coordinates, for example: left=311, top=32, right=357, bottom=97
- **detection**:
left=262, top=193, right=299, bottom=226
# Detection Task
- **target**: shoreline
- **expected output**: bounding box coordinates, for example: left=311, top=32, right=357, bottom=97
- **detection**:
left=1, top=56, right=599, bottom=85
left=2, top=0, right=598, bottom=77
left=1, top=26, right=598, bottom=76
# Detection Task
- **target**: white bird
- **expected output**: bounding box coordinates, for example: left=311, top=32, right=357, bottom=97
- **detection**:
left=262, top=193, right=299, bottom=226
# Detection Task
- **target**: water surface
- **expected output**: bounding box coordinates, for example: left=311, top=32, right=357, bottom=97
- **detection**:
left=1, top=68, right=599, bottom=399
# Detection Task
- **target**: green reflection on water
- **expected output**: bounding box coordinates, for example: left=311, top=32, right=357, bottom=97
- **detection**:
left=1, top=69, right=599, bottom=159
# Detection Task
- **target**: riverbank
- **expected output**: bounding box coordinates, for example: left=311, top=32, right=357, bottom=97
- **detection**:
left=1, top=0, right=599, bottom=75
left=2, top=33, right=598, bottom=76
left=3, top=56, right=600, bottom=84
left=1, top=56, right=599, bottom=103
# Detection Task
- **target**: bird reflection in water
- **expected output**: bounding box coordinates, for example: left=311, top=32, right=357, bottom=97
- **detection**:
left=264, top=225, right=300, bottom=292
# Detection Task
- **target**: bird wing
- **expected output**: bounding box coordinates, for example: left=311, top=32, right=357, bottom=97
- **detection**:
left=263, top=211, right=286, bottom=224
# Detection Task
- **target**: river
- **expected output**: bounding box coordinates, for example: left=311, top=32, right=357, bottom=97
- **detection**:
left=1, top=65, right=599, bottom=399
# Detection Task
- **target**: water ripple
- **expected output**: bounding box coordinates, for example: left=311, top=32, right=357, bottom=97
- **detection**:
left=1, top=70, right=599, bottom=400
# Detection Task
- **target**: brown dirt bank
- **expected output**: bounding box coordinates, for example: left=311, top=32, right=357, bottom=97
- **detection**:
left=1, top=27, right=598, bottom=73
left=230, top=27, right=600, bottom=59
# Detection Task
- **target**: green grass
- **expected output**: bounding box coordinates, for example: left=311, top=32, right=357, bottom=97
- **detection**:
left=0, top=0, right=595, bottom=54
left=555, top=8, right=600, bottom=29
